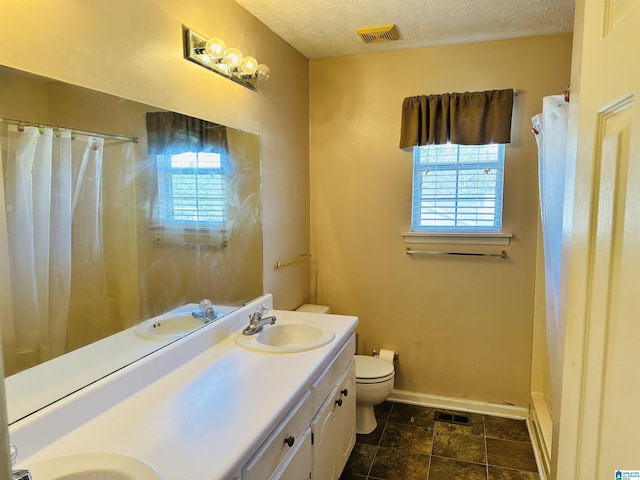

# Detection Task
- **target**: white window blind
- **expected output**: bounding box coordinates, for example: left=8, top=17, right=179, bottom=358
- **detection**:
left=156, top=151, right=226, bottom=225
left=411, top=144, right=505, bottom=231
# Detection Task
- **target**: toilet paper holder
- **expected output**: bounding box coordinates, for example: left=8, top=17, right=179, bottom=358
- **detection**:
left=372, top=349, right=399, bottom=363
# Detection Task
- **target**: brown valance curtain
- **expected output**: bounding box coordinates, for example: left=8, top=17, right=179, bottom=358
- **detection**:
left=399, top=89, right=514, bottom=148
left=145, top=111, right=227, bottom=155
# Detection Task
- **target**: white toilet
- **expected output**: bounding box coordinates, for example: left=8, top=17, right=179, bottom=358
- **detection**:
left=354, top=354, right=395, bottom=434
left=296, top=304, right=396, bottom=435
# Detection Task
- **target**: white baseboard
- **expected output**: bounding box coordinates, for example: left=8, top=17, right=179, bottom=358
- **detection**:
left=388, top=389, right=529, bottom=419
left=529, top=393, right=553, bottom=480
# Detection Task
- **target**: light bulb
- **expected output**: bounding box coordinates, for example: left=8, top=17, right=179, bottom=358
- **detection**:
left=205, top=37, right=227, bottom=59
left=256, top=64, right=271, bottom=82
left=223, top=48, right=243, bottom=68
left=239, top=56, right=258, bottom=75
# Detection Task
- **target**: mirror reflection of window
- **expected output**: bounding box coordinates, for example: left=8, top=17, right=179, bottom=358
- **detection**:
left=146, top=111, right=231, bottom=248
left=156, top=151, right=228, bottom=226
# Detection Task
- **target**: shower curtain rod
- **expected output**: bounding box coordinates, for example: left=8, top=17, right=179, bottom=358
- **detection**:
left=0, top=117, right=140, bottom=143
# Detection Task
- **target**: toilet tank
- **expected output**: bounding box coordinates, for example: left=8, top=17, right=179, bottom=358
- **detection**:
left=295, top=304, right=330, bottom=314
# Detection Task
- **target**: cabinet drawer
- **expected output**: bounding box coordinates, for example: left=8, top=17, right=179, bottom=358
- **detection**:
left=243, top=391, right=312, bottom=480
left=310, top=334, right=355, bottom=412
left=270, top=427, right=311, bottom=479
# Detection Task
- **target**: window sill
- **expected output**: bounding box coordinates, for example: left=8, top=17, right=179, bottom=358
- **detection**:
left=402, top=231, right=512, bottom=246
left=151, top=225, right=228, bottom=247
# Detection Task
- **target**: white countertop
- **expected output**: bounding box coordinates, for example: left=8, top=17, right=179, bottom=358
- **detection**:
left=10, top=295, right=358, bottom=480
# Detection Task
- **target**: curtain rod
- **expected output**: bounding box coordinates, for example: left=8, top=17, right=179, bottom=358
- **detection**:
left=0, top=117, right=140, bottom=143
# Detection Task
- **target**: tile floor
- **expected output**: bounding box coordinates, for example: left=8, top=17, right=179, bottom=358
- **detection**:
left=340, top=402, right=540, bottom=480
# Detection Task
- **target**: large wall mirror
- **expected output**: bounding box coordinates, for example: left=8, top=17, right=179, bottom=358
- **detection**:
left=0, top=65, right=263, bottom=424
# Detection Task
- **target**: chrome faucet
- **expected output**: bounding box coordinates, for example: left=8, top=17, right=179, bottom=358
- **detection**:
left=10, top=443, right=31, bottom=480
left=242, top=304, right=276, bottom=335
left=191, top=299, right=217, bottom=323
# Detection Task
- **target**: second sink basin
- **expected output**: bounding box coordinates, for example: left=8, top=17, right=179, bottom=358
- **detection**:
left=25, top=453, right=163, bottom=479
left=234, top=320, right=335, bottom=353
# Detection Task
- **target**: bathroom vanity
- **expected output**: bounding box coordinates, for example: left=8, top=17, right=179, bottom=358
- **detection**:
left=9, top=295, right=358, bottom=479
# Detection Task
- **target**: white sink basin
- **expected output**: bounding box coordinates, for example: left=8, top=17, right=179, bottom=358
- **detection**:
left=26, top=453, right=163, bottom=479
left=135, top=313, right=205, bottom=341
left=234, top=320, right=335, bottom=353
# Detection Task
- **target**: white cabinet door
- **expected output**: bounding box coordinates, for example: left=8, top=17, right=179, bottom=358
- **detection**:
left=336, top=361, right=356, bottom=471
left=311, top=360, right=356, bottom=480
left=311, top=385, right=340, bottom=480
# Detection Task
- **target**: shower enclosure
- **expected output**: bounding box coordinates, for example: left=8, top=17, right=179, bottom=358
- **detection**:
left=531, top=94, right=570, bottom=459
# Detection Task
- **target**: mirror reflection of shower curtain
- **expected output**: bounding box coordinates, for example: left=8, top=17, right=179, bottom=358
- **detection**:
left=3, top=126, right=72, bottom=370
left=2, top=126, right=138, bottom=374
left=532, top=95, right=569, bottom=401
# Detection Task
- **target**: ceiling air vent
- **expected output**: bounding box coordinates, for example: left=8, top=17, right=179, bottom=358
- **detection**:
left=355, top=24, right=400, bottom=44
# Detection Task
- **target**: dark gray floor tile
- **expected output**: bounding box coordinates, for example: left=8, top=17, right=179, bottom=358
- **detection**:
left=376, top=400, right=393, bottom=424
left=369, top=446, right=430, bottom=479
left=342, top=403, right=542, bottom=480
left=339, top=474, right=369, bottom=480
left=357, top=422, right=386, bottom=446
left=380, top=423, right=434, bottom=454
left=428, top=456, right=488, bottom=480
left=432, top=426, right=486, bottom=463
left=343, top=443, right=377, bottom=476
left=485, top=416, right=531, bottom=443
left=487, top=438, right=538, bottom=472
left=488, top=466, right=540, bottom=479
left=388, top=403, right=436, bottom=428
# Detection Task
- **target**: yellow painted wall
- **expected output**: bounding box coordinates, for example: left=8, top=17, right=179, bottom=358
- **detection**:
left=309, top=34, right=573, bottom=406
left=0, top=0, right=310, bottom=311
left=0, top=0, right=572, bottom=410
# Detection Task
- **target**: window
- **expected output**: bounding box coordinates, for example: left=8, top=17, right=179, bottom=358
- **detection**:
left=411, top=143, right=505, bottom=231
left=156, top=151, right=226, bottom=226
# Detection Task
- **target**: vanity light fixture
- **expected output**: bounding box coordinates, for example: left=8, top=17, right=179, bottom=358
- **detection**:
left=184, top=27, right=270, bottom=91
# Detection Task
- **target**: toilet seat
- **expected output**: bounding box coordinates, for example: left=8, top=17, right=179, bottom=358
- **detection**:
left=355, top=355, right=395, bottom=384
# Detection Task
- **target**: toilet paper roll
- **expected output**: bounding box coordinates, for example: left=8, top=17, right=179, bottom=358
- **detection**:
left=378, top=349, right=397, bottom=365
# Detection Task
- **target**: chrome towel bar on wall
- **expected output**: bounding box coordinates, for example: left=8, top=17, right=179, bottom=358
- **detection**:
left=406, top=248, right=507, bottom=259
left=275, top=252, right=312, bottom=269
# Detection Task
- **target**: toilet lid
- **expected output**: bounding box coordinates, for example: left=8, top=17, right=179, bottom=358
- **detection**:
left=355, top=355, right=394, bottom=380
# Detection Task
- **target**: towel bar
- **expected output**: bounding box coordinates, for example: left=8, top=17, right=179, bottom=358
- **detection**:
left=406, top=248, right=507, bottom=259
left=275, top=252, right=312, bottom=268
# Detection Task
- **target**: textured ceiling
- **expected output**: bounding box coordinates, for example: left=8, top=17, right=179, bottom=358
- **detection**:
left=234, top=0, right=575, bottom=59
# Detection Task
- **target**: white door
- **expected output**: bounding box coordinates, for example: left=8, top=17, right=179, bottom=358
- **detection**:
left=554, top=0, right=640, bottom=478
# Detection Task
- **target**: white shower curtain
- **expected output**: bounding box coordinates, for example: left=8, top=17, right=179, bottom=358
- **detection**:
left=2, top=126, right=105, bottom=371
left=532, top=95, right=570, bottom=401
